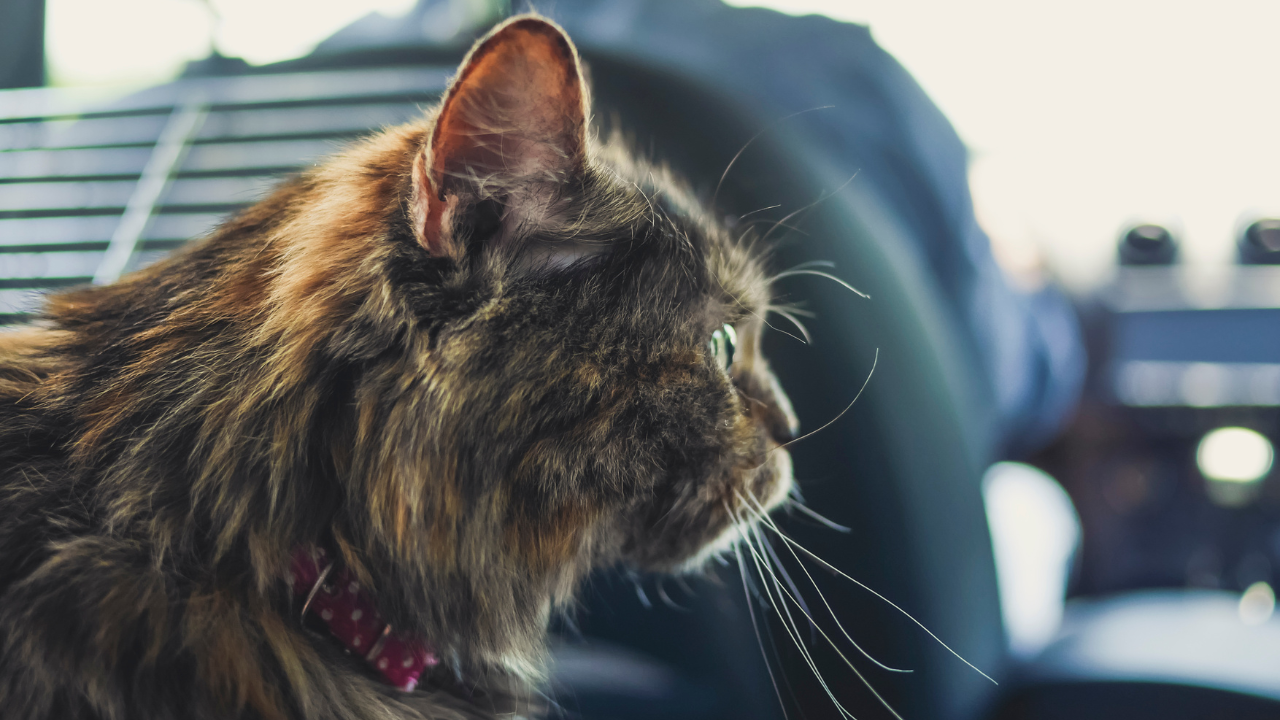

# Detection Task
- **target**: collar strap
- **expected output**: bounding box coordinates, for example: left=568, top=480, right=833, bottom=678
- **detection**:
left=289, top=546, right=439, bottom=691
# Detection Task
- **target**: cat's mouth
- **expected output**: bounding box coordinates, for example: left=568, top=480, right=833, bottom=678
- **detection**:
left=622, top=428, right=795, bottom=574
left=675, top=444, right=794, bottom=573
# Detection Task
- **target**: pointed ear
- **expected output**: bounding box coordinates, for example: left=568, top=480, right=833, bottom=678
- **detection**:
left=413, top=16, right=588, bottom=257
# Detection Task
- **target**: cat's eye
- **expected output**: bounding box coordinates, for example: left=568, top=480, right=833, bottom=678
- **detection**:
left=709, top=324, right=737, bottom=371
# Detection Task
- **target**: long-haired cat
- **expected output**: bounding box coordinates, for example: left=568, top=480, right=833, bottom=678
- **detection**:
left=0, top=15, right=797, bottom=720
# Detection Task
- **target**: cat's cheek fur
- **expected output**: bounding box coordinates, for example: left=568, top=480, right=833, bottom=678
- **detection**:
left=676, top=447, right=795, bottom=574
left=622, top=407, right=796, bottom=574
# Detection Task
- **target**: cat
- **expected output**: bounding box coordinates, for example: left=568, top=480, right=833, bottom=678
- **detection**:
left=0, top=15, right=798, bottom=720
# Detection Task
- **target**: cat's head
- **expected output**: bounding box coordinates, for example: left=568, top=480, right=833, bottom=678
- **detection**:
left=377, top=15, right=796, bottom=574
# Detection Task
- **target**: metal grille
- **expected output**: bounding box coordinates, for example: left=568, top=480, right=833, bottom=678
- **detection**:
left=0, top=66, right=450, bottom=324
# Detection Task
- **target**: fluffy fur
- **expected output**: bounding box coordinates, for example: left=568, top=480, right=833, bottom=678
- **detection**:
left=0, top=16, right=796, bottom=720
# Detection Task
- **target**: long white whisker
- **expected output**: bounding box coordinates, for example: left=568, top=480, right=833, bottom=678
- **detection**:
left=759, top=529, right=817, bottom=638
left=739, top=492, right=911, bottom=674
left=739, top=204, right=782, bottom=221
left=770, top=303, right=817, bottom=319
left=740, top=218, right=811, bottom=238
left=734, top=538, right=793, bottom=720
left=630, top=574, right=653, bottom=610
left=732, top=507, right=859, bottom=720
left=774, top=348, right=878, bottom=453
left=770, top=269, right=870, bottom=300
left=711, top=106, right=835, bottom=213
left=748, top=521, right=906, bottom=720
left=789, top=501, right=852, bottom=533
left=769, top=307, right=813, bottom=345
left=655, top=579, right=692, bottom=613
left=759, top=171, right=860, bottom=247
left=749, top=501, right=999, bottom=685
left=771, top=259, right=836, bottom=279
left=713, top=271, right=808, bottom=345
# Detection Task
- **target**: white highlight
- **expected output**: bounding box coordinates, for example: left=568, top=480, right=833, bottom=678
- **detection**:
left=1239, top=582, right=1275, bottom=626
left=983, top=462, right=1081, bottom=658
left=1197, top=427, right=1274, bottom=483
left=46, top=0, right=417, bottom=86
left=212, top=0, right=417, bottom=65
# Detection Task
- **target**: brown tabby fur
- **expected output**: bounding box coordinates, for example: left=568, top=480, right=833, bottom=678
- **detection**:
left=0, top=16, right=796, bottom=720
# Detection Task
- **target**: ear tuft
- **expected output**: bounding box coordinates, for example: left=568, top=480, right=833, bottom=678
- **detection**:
left=413, top=16, right=588, bottom=257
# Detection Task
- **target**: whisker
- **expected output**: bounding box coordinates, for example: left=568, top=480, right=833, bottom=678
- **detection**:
left=758, top=529, right=818, bottom=642
left=674, top=577, right=698, bottom=596
left=788, top=501, right=852, bottom=533
left=768, top=306, right=813, bottom=345
left=766, top=301, right=817, bottom=319
left=735, top=539, right=793, bottom=720
left=748, top=523, right=907, bottom=720
left=731, top=505, right=865, bottom=720
left=630, top=575, right=653, bottom=610
left=758, top=210, right=816, bottom=247
left=739, top=533, right=852, bottom=719
left=774, top=348, right=878, bottom=453
left=749, top=500, right=998, bottom=685
left=739, top=204, right=783, bottom=221
left=711, top=106, right=836, bottom=214
left=739, top=492, right=910, bottom=674
left=770, top=269, right=870, bottom=300
left=656, top=579, right=692, bottom=613
left=772, top=259, right=836, bottom=279
left=758, top=171, right=860, bottom=247
left=739, top=218, right=812, bottom=238
left=756, top=578, right=815, bottom=720
left=712, top=271, right=808, bottom=345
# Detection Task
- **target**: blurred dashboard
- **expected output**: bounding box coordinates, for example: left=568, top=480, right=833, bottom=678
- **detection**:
left=1037, top=222, right=1280, bottom=605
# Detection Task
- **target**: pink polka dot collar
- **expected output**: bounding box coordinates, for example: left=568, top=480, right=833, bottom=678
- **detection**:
left=289, top=546, right=439, bottom=691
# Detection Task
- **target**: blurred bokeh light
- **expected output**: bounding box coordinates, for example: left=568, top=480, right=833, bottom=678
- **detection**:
left=1197, top=427, right=1274, bottom=484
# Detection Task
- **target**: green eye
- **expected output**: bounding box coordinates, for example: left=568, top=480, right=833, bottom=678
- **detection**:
left=709, top=323, right=737, bottom=371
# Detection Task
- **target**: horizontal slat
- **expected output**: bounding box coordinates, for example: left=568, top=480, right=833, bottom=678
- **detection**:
left=0, top=114, right=165, bottom=152
left=0, top=213, right=225, bottom=248
left=0, top=249, right=182, bottom=290
left=197, top=103, right=422, bottom=143
left=0, top=175, right=276, bottom=212
left=0, top=67, right=451, bottom=122
left=0, top=145, right=149, bottom=179
left=0, top=251, right=102, bottom=281
left=0, top=138, right=332, bottom=180
left=0, top=179, right=134, bottom=212
left=0, top=102, right=422, bottom=152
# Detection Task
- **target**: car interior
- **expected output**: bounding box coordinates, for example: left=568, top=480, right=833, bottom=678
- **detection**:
left=1, top=2, right=1278, bottom=719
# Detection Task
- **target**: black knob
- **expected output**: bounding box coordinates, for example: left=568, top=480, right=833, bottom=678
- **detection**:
left=1239, top=219, right=1280, bottom=265
left=1119, top=224, right=1178, bottom=265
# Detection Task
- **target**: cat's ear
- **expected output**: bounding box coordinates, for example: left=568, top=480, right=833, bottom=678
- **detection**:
left=413, top=16, right=588, bottom=258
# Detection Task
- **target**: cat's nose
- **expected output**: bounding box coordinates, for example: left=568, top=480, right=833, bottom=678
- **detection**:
left=765, top=410, right=800, bottom=446
left=738, top=370, right=800, bottom=446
